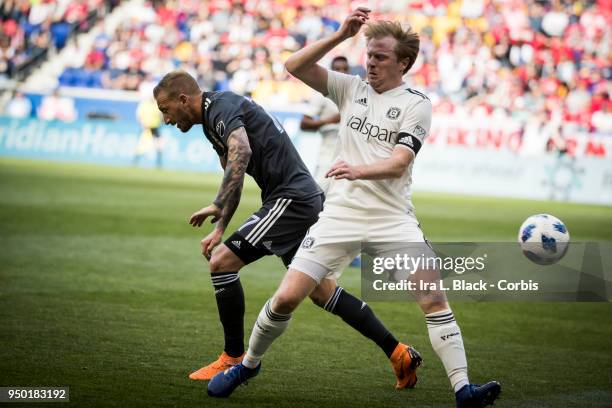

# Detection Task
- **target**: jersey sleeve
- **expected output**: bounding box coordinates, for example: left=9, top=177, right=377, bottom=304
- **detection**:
left=326, top=69, right=360, bottom=111
left=206, top=94, right=246, bottom=144
left=395, top=100, right=432, bottom=156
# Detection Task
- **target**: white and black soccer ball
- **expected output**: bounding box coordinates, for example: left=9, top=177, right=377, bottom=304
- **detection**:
left=518, top=214, right=570, bottom=265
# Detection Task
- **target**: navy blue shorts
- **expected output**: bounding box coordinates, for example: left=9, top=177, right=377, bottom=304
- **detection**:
left=224, top=194, right=324, bottom=268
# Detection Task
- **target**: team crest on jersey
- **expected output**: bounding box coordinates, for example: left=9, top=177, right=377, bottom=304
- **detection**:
left=386, top=107, right=401, bottom=120
left=412, top=124, right=426, bottom=138
left=301, top=236, right=315, bottom=249
left=216, top=121, right=225, bottom=137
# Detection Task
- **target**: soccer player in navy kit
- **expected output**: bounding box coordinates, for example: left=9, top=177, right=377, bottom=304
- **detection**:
left=153, top=71, right=419, bottom=387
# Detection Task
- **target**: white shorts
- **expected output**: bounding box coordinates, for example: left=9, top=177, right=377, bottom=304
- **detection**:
left=290, top=211, right=428, bottom=284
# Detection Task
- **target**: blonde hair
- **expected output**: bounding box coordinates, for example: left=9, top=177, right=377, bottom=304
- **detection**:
left=364, top=21, right=420, bottom=74
left=153, top=70, right=200, bottom=99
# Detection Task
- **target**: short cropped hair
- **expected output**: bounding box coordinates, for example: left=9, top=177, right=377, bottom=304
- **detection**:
left=153, top=70, right=200, bottom=99
left=331, top=55, right=348, bottom=66
left=364, top=21, right=420, bottom=74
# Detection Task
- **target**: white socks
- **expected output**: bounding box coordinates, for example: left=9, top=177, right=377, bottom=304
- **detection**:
left=242, top=299, right=292, bottom=369
left=243, top=301, right=470, bottom=393
left=426, top=309, right=469, bottom=392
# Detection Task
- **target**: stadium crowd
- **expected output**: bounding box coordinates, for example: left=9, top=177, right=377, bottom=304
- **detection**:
left=2, top=0, right=611, bottom=136
left=0, top=0, right=119, bottom=80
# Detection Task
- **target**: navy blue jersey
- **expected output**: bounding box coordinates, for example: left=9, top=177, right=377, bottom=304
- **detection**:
left=201, top=92, right=322, bottom=203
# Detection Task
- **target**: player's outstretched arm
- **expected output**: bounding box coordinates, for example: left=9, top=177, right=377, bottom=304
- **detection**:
left=326, top=147, right=414, bottom=180
left=285, top=7, right=370, bottom=94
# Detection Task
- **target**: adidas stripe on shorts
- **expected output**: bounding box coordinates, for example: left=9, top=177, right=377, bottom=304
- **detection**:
left=224, top=194, right=324, bottom=267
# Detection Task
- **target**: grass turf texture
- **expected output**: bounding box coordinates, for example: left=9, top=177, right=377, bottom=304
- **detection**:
left=1, top=158, right=611, bottom=407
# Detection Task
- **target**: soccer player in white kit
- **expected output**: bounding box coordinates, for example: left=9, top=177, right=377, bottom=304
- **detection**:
left=209, top=8, right=501, bottom=407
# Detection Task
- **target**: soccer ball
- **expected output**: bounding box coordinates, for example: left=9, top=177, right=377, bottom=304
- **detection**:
left=518, top=214, right=570, bottom=265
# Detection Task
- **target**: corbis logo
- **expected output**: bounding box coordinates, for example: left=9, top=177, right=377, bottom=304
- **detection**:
left=386, top=107, right=401, bottom=120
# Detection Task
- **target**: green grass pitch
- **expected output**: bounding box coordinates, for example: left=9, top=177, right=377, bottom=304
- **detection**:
left=1, top=158, right=611, bottom=407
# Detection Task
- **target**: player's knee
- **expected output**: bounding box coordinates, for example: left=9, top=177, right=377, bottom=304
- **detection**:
left=309, top=291, right=327, bottom=308
left=309, top=279, right=337, bottom=308
left=208, top=253, right=232, bottom=273
left=272, top=292, right=300, bottom=314
left=309, top=286, right=330, bottom=308
left=419, top=299, right=450, bottom=315
left=208, top=246, right=243, bottom=273
left=208, top=255, right=222, bottom=273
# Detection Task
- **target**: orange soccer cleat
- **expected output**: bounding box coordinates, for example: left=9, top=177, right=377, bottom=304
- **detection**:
left=188, top=352, right=245, bottom=381
left=390, top=343, right=422, bottom=389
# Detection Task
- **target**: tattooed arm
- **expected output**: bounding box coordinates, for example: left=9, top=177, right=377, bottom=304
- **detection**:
left=189, top=127, right=252, bottom=259
left=213, top=127, right=251, bottom=231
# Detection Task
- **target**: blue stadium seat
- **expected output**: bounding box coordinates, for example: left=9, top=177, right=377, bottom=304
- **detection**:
left=73, top=68, right=90, bottom=87
left=59, top=68, right=75, bottom=86
left=51, top=22, right=71, bottom=50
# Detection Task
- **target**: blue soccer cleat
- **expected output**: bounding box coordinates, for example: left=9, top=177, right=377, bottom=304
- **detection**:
left=207, top=362, right=261, bottom=398
left=455, top=381, right=501, bottom=408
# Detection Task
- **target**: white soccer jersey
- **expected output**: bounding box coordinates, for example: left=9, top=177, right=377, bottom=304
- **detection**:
left=324, top=69, right=432, bottom=217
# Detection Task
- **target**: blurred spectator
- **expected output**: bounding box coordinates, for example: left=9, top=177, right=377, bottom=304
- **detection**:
left=591, top=92, right=612, bottom=133
left=4, top=91, right=32, bottom=118
left=541, top=1, right=569, bottom=37
left=37, top=89, right=77, bottom=122
left=133, top=97, right=163, bottom=168
left=300, top=55, right=349, bottom=190
left=22, top=0, right=607, bottom=143
left=1, top=0, right=116, bottom=79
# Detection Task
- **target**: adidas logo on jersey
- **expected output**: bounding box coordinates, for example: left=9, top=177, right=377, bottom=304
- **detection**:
left=354, top=97, right=367, bottom=106
left=232, top=240, right=241, bottom=248
left=399, top=136, right=414, bottom=147
left=262, top=241, right=273, bottom=250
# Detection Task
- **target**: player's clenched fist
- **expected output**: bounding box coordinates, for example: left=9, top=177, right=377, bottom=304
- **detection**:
left=189, top=204, right=222, bottom=227
left=337, top=7, right=371, bottom=40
